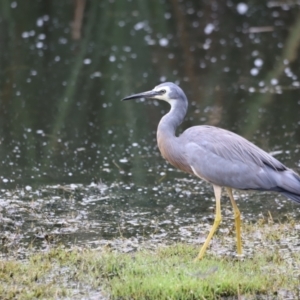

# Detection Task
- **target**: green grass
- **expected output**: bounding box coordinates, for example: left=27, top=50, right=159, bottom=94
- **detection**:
left=1, top=221, right=300, bottom=299
left=1, top=242, right=300, bottom=299
left=89, top=244, right=300, bottom=299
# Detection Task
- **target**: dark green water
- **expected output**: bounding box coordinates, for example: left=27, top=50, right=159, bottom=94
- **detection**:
left=1, top=1, right=300, bottom=251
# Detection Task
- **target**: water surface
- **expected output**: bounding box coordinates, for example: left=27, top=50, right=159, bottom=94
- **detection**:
left=1, top=1, right=300, bottom=251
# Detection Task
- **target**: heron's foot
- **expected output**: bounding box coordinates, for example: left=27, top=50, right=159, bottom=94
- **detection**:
left=233, top=211, right=242, bottom=255
left=194, top=185, right=222, bottom=261
left=235, top=223, right=242, bottom=255
left=226, top=188, right=243, bottom=256
left=194, top=247, right=206, bottom=261
left=194, top=218, right=221, bottom=261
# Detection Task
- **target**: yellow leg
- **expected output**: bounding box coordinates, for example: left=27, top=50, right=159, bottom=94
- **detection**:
left=226, top=187, right=242, bottom=255
left=196, top=185, right=222, bottom=260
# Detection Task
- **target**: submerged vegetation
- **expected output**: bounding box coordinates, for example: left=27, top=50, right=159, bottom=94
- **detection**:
left=1, top=221, right=300, bottom=299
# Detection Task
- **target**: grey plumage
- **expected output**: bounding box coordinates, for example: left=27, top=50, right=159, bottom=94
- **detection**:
left=122, top=81, right=300, bottom=259
left=182, top=125, right=300, bottom=202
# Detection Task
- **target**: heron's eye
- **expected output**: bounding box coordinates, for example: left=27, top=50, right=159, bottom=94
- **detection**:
left=160, top=89, right=166, bottom=94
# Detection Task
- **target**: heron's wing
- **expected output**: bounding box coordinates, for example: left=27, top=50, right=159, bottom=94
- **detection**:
left=182, top=126, right=286, bottom=190
left=183, top=126, right=286, bottom=170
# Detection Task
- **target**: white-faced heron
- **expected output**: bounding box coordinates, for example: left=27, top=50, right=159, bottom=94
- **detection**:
left=122, top=82, right=300, bottom=260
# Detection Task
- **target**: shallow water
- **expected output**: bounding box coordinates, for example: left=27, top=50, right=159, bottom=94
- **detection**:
left=0, top=1, right=300, bottom=251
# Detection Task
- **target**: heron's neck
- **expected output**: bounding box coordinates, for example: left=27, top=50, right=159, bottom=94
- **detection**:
left=157, top=99, right=188, bottom=140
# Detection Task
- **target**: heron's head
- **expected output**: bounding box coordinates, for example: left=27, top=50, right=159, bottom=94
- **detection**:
left=122, top=82, right=187, bottom=104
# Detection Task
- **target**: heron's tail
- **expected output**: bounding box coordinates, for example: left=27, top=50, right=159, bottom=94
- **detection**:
left=278, top=170, right=300, bottom=204
left=281, top=192, right=300, bottom=203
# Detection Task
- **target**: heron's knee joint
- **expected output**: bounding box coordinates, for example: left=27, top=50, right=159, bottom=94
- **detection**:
left=234, top=210, right=241, bottom=219
left=214, top=216, right=222, bottom=225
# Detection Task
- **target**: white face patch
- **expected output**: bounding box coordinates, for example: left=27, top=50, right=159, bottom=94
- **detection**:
left=152, top=85, right=172, bottom=102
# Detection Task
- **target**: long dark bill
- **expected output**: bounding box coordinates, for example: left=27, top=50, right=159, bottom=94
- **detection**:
left=122, top=90, right=163, bottom=101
